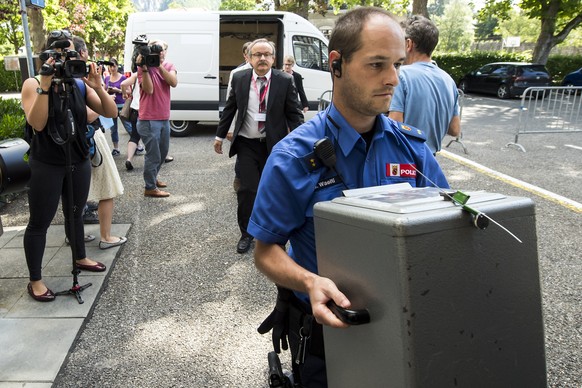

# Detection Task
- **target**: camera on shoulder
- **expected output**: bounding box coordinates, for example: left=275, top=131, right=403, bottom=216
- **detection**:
left=131, top=35, right=162, bottom=72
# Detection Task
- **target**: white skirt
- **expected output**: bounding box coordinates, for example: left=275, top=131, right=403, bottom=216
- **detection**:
left=87, top=129, right=124, bottom=201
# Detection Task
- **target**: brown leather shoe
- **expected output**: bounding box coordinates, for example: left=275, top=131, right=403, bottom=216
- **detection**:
left=156, top=180, right=167, bottom=188
left=144, top=188, right=170, bottom=197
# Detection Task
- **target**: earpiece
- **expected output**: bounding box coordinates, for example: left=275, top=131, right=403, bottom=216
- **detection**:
left=332, top=57, right=342, bottom=78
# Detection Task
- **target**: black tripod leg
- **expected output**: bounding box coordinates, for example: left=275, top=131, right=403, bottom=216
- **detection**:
left=56, top=105, right=92, bottom=304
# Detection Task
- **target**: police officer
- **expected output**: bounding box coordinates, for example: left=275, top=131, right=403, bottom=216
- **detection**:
left=249, top=7, right=449, bottom=387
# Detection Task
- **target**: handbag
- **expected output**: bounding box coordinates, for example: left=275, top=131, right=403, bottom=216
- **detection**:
left=119, top=79, right=136, bottom=120
left=87, top=120, right=103, bottom=168
left=119, top=96, right=132, bottom=120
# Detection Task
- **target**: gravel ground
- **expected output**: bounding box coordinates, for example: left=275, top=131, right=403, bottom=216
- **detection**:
left=1, top=93, right=580, bottom=386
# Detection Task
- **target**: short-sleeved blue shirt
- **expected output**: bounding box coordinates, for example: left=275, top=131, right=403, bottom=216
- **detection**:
left=248, top=103, right=449, bottom=302
left=390, top=62, right=460, bottom=154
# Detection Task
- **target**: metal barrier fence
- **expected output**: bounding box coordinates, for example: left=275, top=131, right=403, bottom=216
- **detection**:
left=445, top=88, right=468, bottom=154
left=506, top=86, right=582, bottom=152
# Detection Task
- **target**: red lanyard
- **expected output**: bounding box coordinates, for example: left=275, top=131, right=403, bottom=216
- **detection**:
left=253, top=77, right=270, bottom=106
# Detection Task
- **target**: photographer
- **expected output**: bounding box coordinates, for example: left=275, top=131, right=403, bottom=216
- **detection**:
left=21, top=30, right=118, bottom=302
left=135, top=39, right=178, bottom=198
left=104, top=58, right=132, bottom=155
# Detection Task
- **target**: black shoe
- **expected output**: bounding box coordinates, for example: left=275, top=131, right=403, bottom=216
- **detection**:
left=83, top=210, right=99, bottom=224
left=236, top=235, right=253, bottom=254
left=125, top=160, right=133, bottom=171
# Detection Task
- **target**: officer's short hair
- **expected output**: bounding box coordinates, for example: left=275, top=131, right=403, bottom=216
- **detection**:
left=401, top=15, right=439, bottom=57
left=329, top=7, right=397, bottom=63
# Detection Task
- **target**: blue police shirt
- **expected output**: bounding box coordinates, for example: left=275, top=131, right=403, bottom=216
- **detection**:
left=248, top=103, right=449, bottom=303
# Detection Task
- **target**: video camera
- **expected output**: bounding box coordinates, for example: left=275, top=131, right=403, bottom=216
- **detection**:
left=131, top=34, right=163, bottom=72
left=94, top=60, right=115, bottom=67
left=39, top=40, right=88, bottom=79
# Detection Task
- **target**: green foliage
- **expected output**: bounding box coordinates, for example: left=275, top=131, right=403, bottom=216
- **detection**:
left=433, top=0, right=474, bottom=52
left=546, top=54, right=582, bottom=82
left=434, top=51, right=531, bottom=83
left=0, top=59, right=22, bottom=92
left=434, top=51, right=582, bottom=84
left=474, top=16, right=498, bottom=40
left=326, top=0, right=409, bottom=16
left=0, top=0, right=135, bottom=60
left=43, top=0, right=136, bottom=60
left=219, top=0, right=257, bottom=11
left=0, top=0, right=23, bottom=56
left=0, top=97, right=26, bottom=140
left=498, top=9, right=539, bottom=43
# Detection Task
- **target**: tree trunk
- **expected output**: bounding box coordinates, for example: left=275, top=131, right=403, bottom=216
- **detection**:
left=27, top=7, right=44, bottom=54
left=412, top=0, right=428, bottom=17
left=532, top=0, right=582, bottom=64
left=294, top=0, right=309, bottom=19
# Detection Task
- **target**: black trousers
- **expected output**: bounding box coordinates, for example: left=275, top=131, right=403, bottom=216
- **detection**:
left=128, top=108, right=141, bottom=145
left=235, top=137, right=268, bottom=237
left=24, top=158, right=91, bottom=281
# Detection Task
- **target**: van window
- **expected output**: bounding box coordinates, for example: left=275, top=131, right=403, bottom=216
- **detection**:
left=292, top=35, right=329, bottom=72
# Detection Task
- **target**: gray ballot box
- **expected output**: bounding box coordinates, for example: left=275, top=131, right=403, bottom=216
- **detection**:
left=314, top=185, right=547, bottom=387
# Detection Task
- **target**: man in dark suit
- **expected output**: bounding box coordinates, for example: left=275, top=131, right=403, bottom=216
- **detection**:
left=213, top=38, right=303, bottom=254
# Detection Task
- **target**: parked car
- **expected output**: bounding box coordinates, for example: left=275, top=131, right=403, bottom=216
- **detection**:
left=458, top=62, right=551, bottom=99
left=561, top=67, right=582, bottom=87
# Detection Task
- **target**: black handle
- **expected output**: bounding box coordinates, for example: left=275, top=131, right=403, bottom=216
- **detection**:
left=204, top=75, right=217, bottom=79
left=327, top=301, right=370, bottom=325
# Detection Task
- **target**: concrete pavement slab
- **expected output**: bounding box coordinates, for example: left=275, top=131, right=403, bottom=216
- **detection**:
left=0, top=318, right=83, bottom=382
left=0, top=223, right=131, bottom=385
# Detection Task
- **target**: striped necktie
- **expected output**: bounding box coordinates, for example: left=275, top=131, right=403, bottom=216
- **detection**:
left=257, top=76, right=267, bottom=133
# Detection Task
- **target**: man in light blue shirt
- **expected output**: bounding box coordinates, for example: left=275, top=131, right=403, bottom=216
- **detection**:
left=389, top=15, right=461, bottom=154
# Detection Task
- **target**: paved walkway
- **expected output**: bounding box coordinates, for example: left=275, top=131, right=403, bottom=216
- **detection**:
left=0, top=222, right=130, bottom=386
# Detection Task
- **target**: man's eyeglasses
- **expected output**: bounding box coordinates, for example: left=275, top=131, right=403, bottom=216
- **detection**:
left=49, top=30, right=72, bottom=40
left=252, top=53, right=273, bottom=59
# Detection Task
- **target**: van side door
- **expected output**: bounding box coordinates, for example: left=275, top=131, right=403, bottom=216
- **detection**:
left=288, top=34, right=332, bottom=119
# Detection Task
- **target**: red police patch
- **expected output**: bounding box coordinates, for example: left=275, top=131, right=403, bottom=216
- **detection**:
left=386, top=163, right=417, bottom=178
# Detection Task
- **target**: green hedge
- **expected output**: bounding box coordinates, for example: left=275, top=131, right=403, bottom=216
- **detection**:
left=0, top=97, right=26, bottom=140
left=1, top=51, right=580, bottom=92
left=0, top=58, right=23, bottom=92
left=434, top=52, right=582, bottom=85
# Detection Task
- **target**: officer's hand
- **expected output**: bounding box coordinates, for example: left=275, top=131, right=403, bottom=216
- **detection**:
left=308, top=276, right=351, bottom=328
left=226, top=132, right=233, bottom=142
left=213, top=139, right=223, bottom=154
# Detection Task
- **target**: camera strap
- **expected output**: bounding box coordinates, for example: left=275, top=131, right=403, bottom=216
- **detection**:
left=47, top=79, right=86, bottom=146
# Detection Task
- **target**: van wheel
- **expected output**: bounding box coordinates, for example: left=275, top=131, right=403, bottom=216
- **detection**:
left=170, top=121, right=196, bottom=137
left=497, top=84, right=510, bottom=99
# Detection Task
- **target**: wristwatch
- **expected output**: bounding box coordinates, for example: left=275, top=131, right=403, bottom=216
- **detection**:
left=36, top=87, right=49, bottom=95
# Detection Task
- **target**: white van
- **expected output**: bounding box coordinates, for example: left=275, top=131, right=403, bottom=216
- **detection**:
left=123, top=10, right=332, bottom=136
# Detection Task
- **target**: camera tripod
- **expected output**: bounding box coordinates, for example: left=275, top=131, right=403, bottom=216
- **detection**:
left=52, top=80, right=92, bottom=304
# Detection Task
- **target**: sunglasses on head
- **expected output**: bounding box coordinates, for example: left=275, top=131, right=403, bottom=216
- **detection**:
left=49, top=30, right=72, bottom=39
